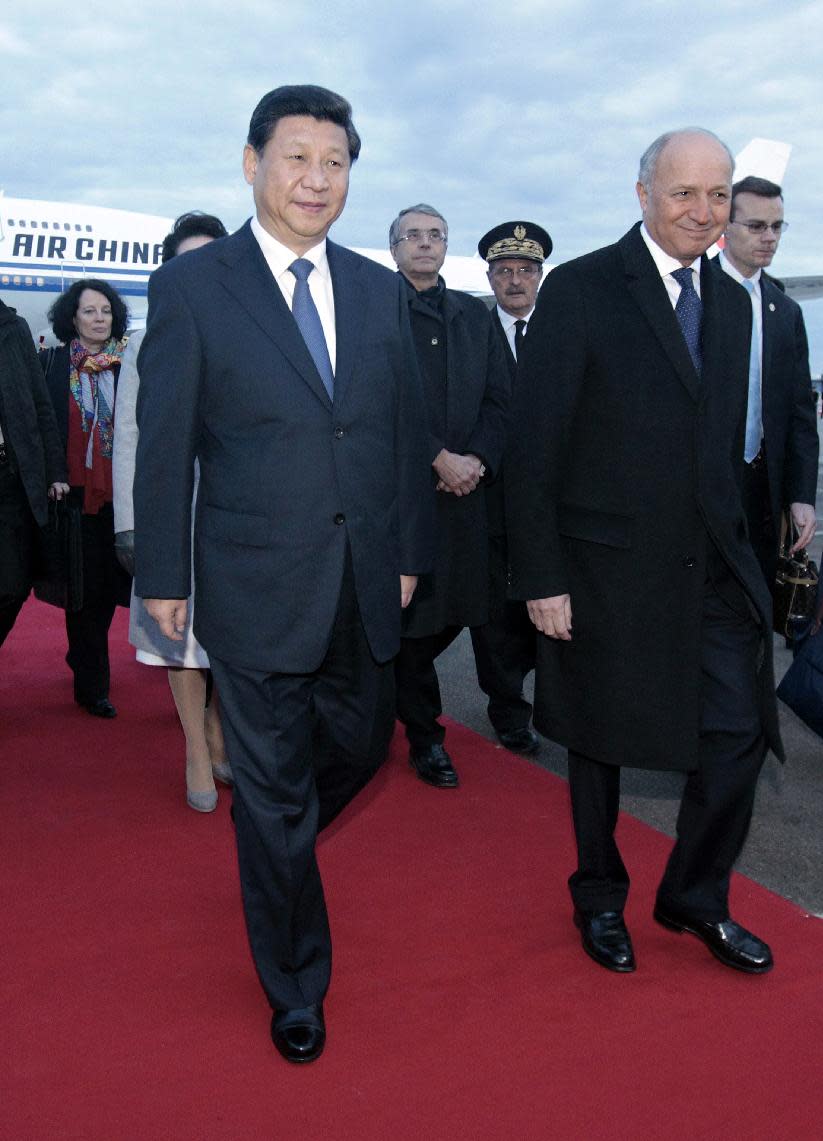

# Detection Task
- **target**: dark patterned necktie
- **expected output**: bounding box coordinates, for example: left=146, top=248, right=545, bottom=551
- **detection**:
left=289, top=258, right=334, bottom=399
left=514, top=319, right=526, bottom=360
left=671, top=266, right=702, bottom=376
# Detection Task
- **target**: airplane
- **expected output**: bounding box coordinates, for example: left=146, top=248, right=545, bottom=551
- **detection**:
left=0, top=194, right=495, bottom=342
left=2, top=138, right=820, bottom=342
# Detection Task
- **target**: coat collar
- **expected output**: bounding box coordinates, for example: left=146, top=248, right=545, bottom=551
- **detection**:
left=619, top=221, right=709, bottom=402
left=214, top=221, right=364, bottom=410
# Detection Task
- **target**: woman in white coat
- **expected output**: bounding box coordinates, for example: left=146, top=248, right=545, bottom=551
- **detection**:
left=113, top=212, right=230, bottom=812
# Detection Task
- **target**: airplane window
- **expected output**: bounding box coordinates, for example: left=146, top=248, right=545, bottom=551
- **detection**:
left=85, top=225, right=92, bottom=232
left=19, top=220, right=25, bottom=226
left=53, top=222, right=60, bottom=229
left=75, top=224, right=81, bottom=231
left=64, top=223, right=70, bottom=230
left=7, top=220, right=14, bottom=226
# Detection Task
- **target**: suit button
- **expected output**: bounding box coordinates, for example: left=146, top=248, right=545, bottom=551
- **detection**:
left=334, top=513, right=345, bottom=525
left=334, top=426, right=344, bottom=439
left=683, top=557, right=697, bottom=568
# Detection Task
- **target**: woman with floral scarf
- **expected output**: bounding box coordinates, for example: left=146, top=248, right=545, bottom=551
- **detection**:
left=42, top=279, right=131, bottom=717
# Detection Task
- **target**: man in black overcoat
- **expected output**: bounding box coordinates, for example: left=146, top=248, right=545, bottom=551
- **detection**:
left=507, top=129, right=783, bottom=976
left=389, top=204, right=510, bottom=788
left=0, top=300, right=68, bottom=646
left=134, top=87, right=434, bottom=1063
left=469, top=220, right=553, bottom=756
left=713, top=175, right=818, bottom=584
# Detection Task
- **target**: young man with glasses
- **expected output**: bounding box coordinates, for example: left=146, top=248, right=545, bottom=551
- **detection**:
left=389, top=204, right=510, bottom=788
left=714, top=176, right=817, bottom=582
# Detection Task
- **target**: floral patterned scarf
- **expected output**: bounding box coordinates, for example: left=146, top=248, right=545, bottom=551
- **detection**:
left=67, top=337, right=125, bottom=513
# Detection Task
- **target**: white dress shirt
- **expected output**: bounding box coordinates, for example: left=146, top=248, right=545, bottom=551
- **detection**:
left=496, top=304, right=534, bottom=360
left=718, top=250, right=763, bottom=377
left=250, top=216, right=337, bottom=372
left=640, top=224, right=702, bottom=307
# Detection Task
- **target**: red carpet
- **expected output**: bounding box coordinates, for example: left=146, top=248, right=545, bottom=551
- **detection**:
left=3, top=599, right=823, bottom=1140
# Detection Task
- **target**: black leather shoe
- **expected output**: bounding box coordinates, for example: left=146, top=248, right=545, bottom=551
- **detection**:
left=409, top=743, right=459, bottom=788
left=271, top=1003, right=326, bottom=1064
left=496, top=727, right=540, bottom=755
left=653, top=904, right=773, bottom=973
left=574, top=909, right=636, bottom=972
left=79, top=698, right=117, bottom=719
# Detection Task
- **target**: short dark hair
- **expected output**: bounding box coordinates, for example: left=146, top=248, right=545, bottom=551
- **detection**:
left=731, top=176, right=783, bottom=219
left=247, top=84, right=361, bottom=161
left=161, top=211, right=228, bottom=263
left=47, top=278, right=128, bottom=343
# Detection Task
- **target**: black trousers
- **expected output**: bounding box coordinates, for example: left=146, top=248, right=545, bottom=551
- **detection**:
left=65, top=499, right=125, bottom=704
left=741, top=451, right=777, bottom=587
left=0, top=460, right=37, bottom=649
left=209, top=557, right=392, bottom=1012
left=568, top=581, right=767, bottom=922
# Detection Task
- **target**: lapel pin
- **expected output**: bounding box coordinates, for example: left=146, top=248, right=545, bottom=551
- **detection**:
left=768, top=303, right=776, bottom=311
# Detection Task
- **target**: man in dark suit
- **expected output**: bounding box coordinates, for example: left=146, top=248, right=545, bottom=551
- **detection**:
left=133, top=86, right=433, bottom=1063
left=0, top=300, right=68, bottom=645
left=468, top=221, right=553, bottom=756
left=507, top=129, right=783, bottom=976
left=714, top=176, right=817, bottom=583
left=389, top=204, right=510, bottom=788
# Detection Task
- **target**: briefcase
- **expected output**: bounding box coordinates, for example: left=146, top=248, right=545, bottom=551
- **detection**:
left=33, top=499, right=84, bottom=612
left=773, top=517, right=818, bottom=639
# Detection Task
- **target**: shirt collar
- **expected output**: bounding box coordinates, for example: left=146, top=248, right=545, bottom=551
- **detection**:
left=718, top=250, right=761, bottom=288
left=496, top=304, right=534, bottom=331
left=250, top=216, right=329, bottom=280
left=640, top=224, right=701, bottom=281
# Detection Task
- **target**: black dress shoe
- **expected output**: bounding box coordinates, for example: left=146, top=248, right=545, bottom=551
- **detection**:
left=574, top=909, right=636, bottom=972
left=79, top=698, right=117, bottom=719
left=271, top=1003, right=326, bottom=1064
left=409, top=743, right=459, bottom=788
left=496, top=726, right=540, bottom=755
left=653, top=904, right=773, bottom=973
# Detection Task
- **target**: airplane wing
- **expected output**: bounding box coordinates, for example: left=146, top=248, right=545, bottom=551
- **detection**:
left=782, top=276, right=823, bottom=302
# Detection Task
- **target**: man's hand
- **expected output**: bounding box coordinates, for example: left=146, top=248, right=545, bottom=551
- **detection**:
left=400, top=574, right=418, bottom=609
left=48, top=482, right=70, bottom=501
left=433, top=449, right=484, bottom=496
left=144, top=598, right=188, bottom=641
left=789, top=502, right=816, bottom=553
left=527, top=594, right=573, bottom=640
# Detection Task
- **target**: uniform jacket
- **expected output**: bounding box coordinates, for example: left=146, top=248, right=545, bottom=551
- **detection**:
left=133, top=221, right=434, bottom=673
left=507, top=223, right=782, bottom=771
left=0, top=303, right=65, bottom=525
left=400, top=279, right=510, bottom=636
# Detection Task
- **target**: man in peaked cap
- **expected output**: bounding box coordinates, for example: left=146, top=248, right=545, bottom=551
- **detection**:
left=468, top=221, right=553, bottom=756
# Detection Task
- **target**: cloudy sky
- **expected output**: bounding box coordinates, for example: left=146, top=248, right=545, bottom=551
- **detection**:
left=4, top=0, right=823, bottom=359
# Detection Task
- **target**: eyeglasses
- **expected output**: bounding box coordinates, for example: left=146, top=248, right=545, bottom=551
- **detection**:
left=490, top=265, right=541, bottom=279
left=729, top=220, right=788, bottom=235
left=394, top=229, right=447, bottom=245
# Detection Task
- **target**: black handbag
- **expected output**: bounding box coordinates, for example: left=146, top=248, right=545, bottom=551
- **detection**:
left=773, top=518, right=818, bottom=638
left=776, top=620, right=823, bottom=740
left=33, top=498, right=84, bottom=612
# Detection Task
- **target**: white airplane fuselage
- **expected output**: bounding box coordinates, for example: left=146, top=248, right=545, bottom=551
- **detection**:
left=0, top=194, right=496, bottom=342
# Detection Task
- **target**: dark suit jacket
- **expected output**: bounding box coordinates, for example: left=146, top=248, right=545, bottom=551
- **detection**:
left=711, top=257, right=818, bottom=525
left=0, top=303, right=65, bottom=525
left=133, top=221, right=434, bottom=674
left=507, top=222, right=782, bottom=770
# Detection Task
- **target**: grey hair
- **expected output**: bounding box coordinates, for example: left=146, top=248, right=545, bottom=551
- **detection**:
left=637, top=128, right=734, bottom=189
left=389, top=203, right=448, bottom=247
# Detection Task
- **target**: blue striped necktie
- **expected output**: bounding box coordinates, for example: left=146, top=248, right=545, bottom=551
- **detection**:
left=289, top=258, right=334, bottom=400
left=671, top=266, right=702, bottom=376
left=741, top=277, right=762, bottom=463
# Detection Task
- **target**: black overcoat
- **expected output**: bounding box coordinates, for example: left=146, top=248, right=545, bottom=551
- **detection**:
left=401, top=282, right=510, bottom=637
left=0, top=303, right=65, bottom=525
left=506, top=223, right=782, bottom=771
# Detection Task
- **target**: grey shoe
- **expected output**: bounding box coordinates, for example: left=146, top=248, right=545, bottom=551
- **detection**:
left=186, top=788, right=218, bottom=813
left=211, top=761, right=234, bottom=786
